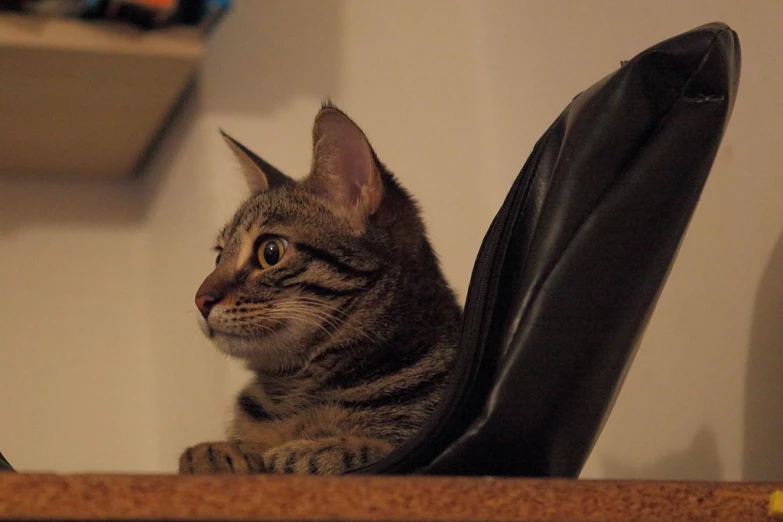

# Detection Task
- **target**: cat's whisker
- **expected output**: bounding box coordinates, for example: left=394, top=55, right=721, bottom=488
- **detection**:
left=292, top=295, right=352, bottom=312
left=281, top=304, right=345, bottom=329
left=268, top=304, right=372, bottom=343
left=282, top=299, right=360, bottom=326
left=266, top=306, right=332, bottom=327
left=270, top=308, right=355, bottom=343
left=268, top=310, right=333, bottom=339
left=289, top=297, right=367, bottom=326
left=250, top=317, right=287, bottom=339
left=267, top=308, right=334, bottom=333
left=290, top=302, right=357, bottom=326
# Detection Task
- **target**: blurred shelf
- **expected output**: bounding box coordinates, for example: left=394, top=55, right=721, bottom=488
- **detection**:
left=0, top=474, right=781, bottom=521
left=0, top=12, right=204, bottom=180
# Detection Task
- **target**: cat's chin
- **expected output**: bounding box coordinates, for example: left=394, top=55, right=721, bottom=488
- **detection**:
left=197, top=316, right=278, bottom=359
left=206, top=327, right=308, bottom=373
left=198, top=315, right=314, bottom=372
left=210, top=333, right=260, bottom=359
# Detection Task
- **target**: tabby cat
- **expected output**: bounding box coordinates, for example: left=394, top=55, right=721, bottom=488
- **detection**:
left=179, top=103, right=462, bottom=475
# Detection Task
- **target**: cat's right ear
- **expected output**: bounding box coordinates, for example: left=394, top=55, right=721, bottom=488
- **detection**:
left=220, top=130, right=294, bottom=193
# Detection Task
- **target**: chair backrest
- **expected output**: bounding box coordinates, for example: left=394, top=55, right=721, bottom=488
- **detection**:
left=0, top=451, right=12, bottom=472
left=356, top=22, right=740, bottom=477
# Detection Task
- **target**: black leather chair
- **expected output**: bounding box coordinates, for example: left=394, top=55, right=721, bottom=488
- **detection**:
left=0, top=451, right=10, bottom=472
left=357, top=22, right=741, bottom=477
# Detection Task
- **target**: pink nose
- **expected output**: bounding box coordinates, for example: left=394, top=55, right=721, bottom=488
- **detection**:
left=195, top=294, right=217, bottom=319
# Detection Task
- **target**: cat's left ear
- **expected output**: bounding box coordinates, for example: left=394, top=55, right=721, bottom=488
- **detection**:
left=220, top=130, right=294, bottom=193
left=306, top=106, right=384, bottom=221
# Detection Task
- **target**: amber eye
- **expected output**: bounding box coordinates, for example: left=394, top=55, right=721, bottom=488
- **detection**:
left=257, top=238, right=288, bottom=269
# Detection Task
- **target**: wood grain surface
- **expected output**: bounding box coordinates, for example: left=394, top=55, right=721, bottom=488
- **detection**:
left=1, top=474, right=782, bottom=521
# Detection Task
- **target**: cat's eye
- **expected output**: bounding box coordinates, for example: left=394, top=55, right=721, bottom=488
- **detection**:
left=257, top=238, right=288, bottom=269
left=214, top=247, right=223, bottom=266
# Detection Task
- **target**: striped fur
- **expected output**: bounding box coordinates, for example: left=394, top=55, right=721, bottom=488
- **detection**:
left=179, top=104, right=461, bottom=475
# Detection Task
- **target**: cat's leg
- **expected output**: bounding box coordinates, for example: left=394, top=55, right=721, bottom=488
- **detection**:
left=179, top=440, right=267, bottom=474
left=262, top=436, right=393, bottom=474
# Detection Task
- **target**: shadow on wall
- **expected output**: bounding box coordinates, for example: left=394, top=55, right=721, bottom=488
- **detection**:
left=199, top=0, right=344, bottom=115
left=0, top=176, right=146, bottom=233
left=744, top=230, right=783, bottom=480
left=601, top=425, right=723, bottom=480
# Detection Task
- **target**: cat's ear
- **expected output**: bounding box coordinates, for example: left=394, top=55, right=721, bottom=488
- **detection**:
left=306, top=106, right=383, bottom=219
left=220, top=130, right=294, bottom=194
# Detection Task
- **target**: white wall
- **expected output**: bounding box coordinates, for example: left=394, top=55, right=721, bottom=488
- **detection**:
left=0, top=179, right=157, bottom=472
left=0, top=0, right=781, bottom=480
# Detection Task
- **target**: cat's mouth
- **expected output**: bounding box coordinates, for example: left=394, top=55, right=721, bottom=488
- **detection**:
left=203, top=320, right=300, bottom=365
left=198, top=313, right=289, bottom=340
left=199, top=321, right=253, bottom=341
left=198, top=316, right=216, bottom=338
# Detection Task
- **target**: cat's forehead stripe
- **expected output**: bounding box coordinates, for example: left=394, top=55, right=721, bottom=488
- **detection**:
left=235, top=228, right=256, bottom=271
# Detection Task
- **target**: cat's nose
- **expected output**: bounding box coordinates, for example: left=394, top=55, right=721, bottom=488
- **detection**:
left=195, top=294, right=218, bottom=319
left=196, top=270, right=229, bottom=319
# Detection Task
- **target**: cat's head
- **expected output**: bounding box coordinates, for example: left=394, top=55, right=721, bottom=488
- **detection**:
left=195, top=104, right=430, bottom=372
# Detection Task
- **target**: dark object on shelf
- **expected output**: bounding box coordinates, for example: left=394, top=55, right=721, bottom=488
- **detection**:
left=0, top=0, right=24, bottom=10
left=0, top=0, right=232, bottom=31
left=104, top=0, right=178, bottom=30
left=176, top=0, right=230, bottom=34
left=355, top=22, right=740, bottom=477
left=3, top=0, right=103, bottom=17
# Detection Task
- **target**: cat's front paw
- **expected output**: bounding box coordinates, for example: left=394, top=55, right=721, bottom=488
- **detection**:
left=179, top=441, right=265, bottom=474
left=263, top=437, right=392, bottom=475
